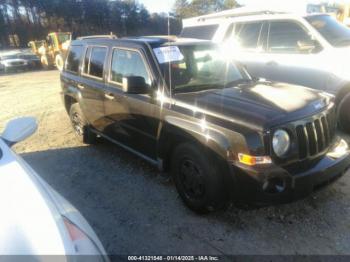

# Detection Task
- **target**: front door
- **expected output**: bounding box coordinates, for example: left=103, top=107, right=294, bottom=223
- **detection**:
left=103, top=47, right=159, bottom=159
left=261, top=20, right=328, bottom=90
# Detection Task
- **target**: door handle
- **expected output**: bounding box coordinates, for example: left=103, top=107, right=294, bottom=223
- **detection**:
left=266, top=61, right=278, bottom=66
left=77, top=84, right=85, bottom=90
left=105, top=93, right=115, bottom=100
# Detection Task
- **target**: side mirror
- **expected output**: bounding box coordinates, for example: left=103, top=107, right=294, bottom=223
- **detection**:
left=297, top=40, right=319, bottom=53
left=122, top=76, right=149, bottom=94
left=1, top=117, right=37, bottom=146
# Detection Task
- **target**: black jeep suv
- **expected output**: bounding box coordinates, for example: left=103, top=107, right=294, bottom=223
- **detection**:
left=61, top=36, right=350, bottom=213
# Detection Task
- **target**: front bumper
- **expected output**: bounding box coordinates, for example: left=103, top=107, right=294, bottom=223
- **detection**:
left=27, top=60, right=41, bottom=69
left=231, top=139, right=350, bottom=205
left=4, top=64, right=28, bottom=71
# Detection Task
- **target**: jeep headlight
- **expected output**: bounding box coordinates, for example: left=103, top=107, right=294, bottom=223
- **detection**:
left=273, top=129, right=290, bottom=157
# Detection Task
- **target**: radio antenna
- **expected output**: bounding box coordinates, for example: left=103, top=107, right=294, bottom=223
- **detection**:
left=168, top=12, right=172, bottom=97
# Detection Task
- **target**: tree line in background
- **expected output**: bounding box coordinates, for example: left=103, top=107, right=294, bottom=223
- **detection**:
left=0, top=0, right=238, bottom=49
left=173, top=0, right=238, bottom=18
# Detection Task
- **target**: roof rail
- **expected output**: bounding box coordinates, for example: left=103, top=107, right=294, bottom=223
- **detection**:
left=198, top=10, right=284, bottom=21
left=77, top=34, right=117, bottom=40
left=183, top=7, right=286, bottom=23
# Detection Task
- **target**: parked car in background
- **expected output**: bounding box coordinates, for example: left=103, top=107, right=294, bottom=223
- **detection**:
left=61, top=36, right=350, bottom=213
left=0, top=50, right=41, bottom=73
left=0, top=117, right=108, bottom=259
left=0, top=52, right=29, bottom=73
left=18, top=52, right=41, bottom=70
left=181, top=8, right=350, bottom=132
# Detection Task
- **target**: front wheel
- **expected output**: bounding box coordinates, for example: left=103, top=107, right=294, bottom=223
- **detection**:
left=69, top=103, right=97, bottom=144
left=55, top=54, right=64, bottom=71
left=171, top=143, right=228, bottom=214
left=338, top=93, right=350, bottom=133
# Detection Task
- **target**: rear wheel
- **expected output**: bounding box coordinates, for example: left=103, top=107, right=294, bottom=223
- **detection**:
left=69, top=103, right=97, bottom=144
left=41, top=55, right=54, bottom=70
left=55, top=54, right=64, bottom=71
left=338, top=93, right=350, bottom=133
left=171, top=143, right=228, bottom=214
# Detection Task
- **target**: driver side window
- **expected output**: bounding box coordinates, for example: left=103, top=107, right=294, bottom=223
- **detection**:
left=267, top=20, right=320, bottom=54
left=110, top=48, right=151, bottom=87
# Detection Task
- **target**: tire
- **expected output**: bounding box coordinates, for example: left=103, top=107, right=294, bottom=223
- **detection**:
left=55, top=54, right=64, bottom=71
left=41, top=55, right=54, bottom=70
left=69, top=103, right=97, bottom=144
left=40, top=55, right=50, bottom=70
left=338, top=93, right=350, bottom=133
left=171, top=143, right=228, bottom=214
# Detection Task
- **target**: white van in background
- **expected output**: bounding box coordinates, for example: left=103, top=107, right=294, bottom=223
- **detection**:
left=181, top=7, right=350, bottom=132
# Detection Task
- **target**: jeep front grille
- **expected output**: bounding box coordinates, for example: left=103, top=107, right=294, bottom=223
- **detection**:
left=295, top=111, right=336, bottom=160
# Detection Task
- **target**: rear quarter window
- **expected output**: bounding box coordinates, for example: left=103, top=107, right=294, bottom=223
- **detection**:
left=65, top=45, right=83, bottom=73
left=180, top=24, right=219, bottom=40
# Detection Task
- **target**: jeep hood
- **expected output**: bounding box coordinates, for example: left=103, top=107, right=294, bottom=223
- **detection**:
left=174, top=81, right=331, bottom=130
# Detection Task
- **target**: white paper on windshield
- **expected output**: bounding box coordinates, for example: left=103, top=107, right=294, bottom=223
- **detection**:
left=153, top=46, right=184, bottom=64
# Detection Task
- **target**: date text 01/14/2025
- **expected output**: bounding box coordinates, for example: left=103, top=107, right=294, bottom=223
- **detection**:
left=127, top=256, right=219, bottom=261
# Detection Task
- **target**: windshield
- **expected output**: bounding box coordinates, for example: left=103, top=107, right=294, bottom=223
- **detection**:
left=306, top=15, right=350, bottom=47
left=0, top=53, right=37, bottom=60
left=57, top=33, right=70, bottom=44
left=0, top=54, right=19, bottom=60
left=18, top=54, right=38, bottom=59
left=155, top=44, right=251, bottom=94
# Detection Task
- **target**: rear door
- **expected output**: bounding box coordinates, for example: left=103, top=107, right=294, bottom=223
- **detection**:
left=61, top=44, right=84, bottom=105
left=103, top=47, right=159, bottom=159
left=79, top=45, right=108, bottom=131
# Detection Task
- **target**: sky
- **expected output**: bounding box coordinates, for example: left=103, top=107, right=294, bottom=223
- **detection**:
left=140, top=0, right=176, bottom=14
left=140, top=0, right=347, bottom=14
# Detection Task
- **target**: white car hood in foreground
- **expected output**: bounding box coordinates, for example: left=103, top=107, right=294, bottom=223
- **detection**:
left=0, top=139, right=106, bottom=257
left=0, top=142, right=66, bottom=255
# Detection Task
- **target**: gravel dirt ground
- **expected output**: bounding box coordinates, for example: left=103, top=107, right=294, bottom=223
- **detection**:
left=1, top=70, right=350, bottom=256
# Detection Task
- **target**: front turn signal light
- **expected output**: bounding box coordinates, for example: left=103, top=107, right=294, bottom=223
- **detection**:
left=238, top=153, right=272, bottom=166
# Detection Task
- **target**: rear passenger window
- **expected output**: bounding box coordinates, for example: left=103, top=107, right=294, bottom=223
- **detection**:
left=110, top=49, right=151, bottom=86
left=234, top=22, right=264, bottom=50
left=83, top=46, right=107, bottom=79
left=180, top=25, right=219, bottom=40
left=66, top=45, right=83, bottom=73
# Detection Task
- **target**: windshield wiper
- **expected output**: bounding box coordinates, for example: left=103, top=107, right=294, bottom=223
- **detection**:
left=223, top=78, right=253, bottom=88
left=173, top=83, right=225, bottom=94
left=173, top=79, right=254, bottom=94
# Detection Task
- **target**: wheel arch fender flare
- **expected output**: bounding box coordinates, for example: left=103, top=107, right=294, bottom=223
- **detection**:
left=62, top=86, right=83, bottom=113
left=336, top=83, right=350, bottom=106
left=157, top=115, right=241, bottom=167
